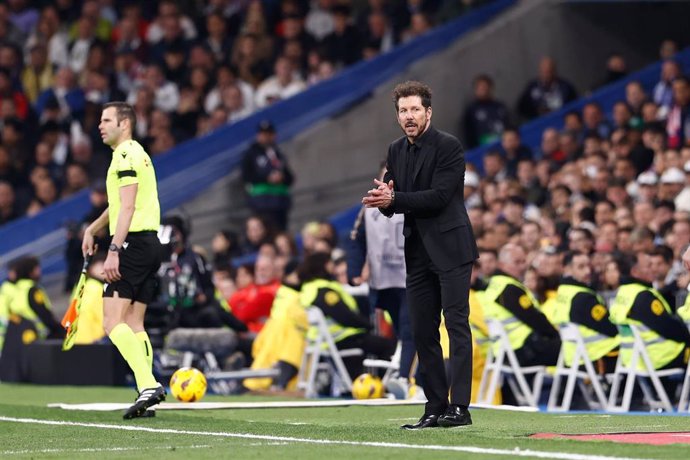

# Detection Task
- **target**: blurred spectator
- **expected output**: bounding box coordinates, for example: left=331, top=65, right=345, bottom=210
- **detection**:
left=666, top=76, right=690, bottom=149
left=582, top=102, right=611, bottom=140
left=400, top=10, right=433, bottom=43
left=241, top=121, right=294, bottom=230
left=654, top=60, right=681, bottom=117
left=255, top=55, right=306, bottom=108
left=0, top=181, right=19, bottom=225
left=499, top=128, right=532, bottom=177
left=517, top=57, right=577, bottom=120
left=35, top=66, right=85, bottom=124
left=305, top=0, right=335, bottom=41
left=211, top=229, right=242, bottom=266
left=659, top=38, right=678, bottom=60
left=241, top=214, right=273, bottom=255
left=463, top=74, right=509, bottom=148
left=146, top=0, right=197, bottom=46
left=203, top=11, right=234, bottom=64
left=21, top=41, right=54, bottom=105
left=228, top=254, right=281, bottom=333
left=601, top=52, right=627, bottom=85
left=322, top=5, right=362, bottom=67
left=361, top=9, right=395, bottom=56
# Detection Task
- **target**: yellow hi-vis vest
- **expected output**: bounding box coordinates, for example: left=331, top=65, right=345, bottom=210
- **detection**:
left=678, top=294, right=690, bottom=323
left=483, top=275, right=539, bottom=354
left=609, top=282, right=685, bottom=370
left=300, top=279, right=365, bottom=344
left=0, top=280, right=17, bottom=353
left=470, top=289, right=490, bottom=356
left=552, top=283, right=620, bottom=366
left=8, top=279, right=52, bottom=339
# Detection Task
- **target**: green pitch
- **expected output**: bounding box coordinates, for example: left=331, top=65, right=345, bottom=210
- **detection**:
left=1, top=384, right=690, bottom=459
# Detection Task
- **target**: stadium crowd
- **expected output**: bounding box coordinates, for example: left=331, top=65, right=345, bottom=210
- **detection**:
left=0, top=0, right=484, bottom=228
left=1, top=0, right=690, bottom=407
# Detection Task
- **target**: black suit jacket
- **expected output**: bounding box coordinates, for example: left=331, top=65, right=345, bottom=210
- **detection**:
left=381, top=126, right=478, bottom=271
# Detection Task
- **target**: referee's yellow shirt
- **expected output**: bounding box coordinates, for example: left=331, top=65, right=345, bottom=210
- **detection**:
left=106, top=139, right=160, bottom=235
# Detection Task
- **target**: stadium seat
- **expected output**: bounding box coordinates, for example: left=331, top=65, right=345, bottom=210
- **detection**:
left=363, top=340, right=401, bottom=386
left=676, top=323, right=690, bottom=413
left=546, top=323, right=609, bottom=412
left=607, top=324, right=685, bottom=412
left=297, top=307, right=363, bottom=398
left=477, top=319, right=545, bottom=408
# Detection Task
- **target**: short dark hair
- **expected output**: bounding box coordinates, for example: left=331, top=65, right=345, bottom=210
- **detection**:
left=649, top=244, right=674, bottom=264
left=102, top=101, right=136, bottom=132
left=393, top=81, right=432, bottom=111
left=563, top=250, right=587, bottom=267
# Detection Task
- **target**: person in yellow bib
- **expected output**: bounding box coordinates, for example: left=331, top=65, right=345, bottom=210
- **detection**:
left=609, top=252, right=690, bottom=373
left=483, top=244, right=560, bottom=367
left=82, top=102, right=164, bottom=419
left=552, top=251, right=620, bottom=375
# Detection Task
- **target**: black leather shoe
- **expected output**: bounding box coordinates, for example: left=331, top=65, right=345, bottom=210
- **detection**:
left=401, top=413, right=440, bottom=430
left=438, top=405, right=472, bottom=427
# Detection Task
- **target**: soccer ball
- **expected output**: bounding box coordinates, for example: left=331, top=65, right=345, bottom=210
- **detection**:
left=352, top=373, right=384, bottom=399
left=170, top=367, right=207, bottom=402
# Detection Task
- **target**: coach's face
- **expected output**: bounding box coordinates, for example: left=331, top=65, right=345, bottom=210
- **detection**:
left=396, top=95, right=431, bottom=141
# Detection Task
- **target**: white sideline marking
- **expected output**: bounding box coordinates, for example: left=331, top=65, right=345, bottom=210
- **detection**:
left=1, top=445, right=211, bottom=455
left=0, top=416, right=655, bottom=460
left=46, top=400, right=537, bottom=412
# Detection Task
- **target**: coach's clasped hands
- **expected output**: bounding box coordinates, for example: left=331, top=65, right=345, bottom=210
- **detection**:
left=362, top=178, right=394, bottom=209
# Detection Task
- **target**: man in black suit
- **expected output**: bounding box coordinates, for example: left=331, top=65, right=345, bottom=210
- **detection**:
left=362, top=81, right=478, bottom=429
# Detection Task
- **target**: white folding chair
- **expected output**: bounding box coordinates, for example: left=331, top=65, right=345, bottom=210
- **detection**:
left=547, top=323, right=609, bottom=412
left=296, top=307, right=363, bottom=398
left=363, top=340, right=401, bottom=386
left=676, top=322, right=690, bottom=413
left=607, top=324, right=685, bottom=412
left=477, top=319, right=545, bottom=408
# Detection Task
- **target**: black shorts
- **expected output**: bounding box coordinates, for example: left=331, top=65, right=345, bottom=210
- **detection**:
left=104, top=231, right=162, bottom=304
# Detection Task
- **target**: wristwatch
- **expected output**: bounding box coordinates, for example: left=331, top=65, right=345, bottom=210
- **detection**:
left=108, top=243, right=122, bottom=253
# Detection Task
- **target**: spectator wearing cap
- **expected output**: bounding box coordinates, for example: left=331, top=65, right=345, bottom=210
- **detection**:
left=659, top=166, right=686, bottom=202
left=517, top=57, right=577, bottom=120
left=463, top=74, right=509, bottom=148
left=635, top=170, right=658, bottom=204
left=675, top=160, right=690, bottom=213
left=241, top=121, right=294, bottom=231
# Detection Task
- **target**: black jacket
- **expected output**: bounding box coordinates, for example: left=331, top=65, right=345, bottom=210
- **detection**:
left=381, top=126, right=478, bottom=271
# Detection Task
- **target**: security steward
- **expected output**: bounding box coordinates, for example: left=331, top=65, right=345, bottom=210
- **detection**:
left=299, top=252, right=396, bottom=381
left=552, top=251, right=620, bottom=374
left=0, top=256, right=64, bottom=381
left=483, top=244, right=560, bottom=366
left=610, top=252, right=690, bottom=371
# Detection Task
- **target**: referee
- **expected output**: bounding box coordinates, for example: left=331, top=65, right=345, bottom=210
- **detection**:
left=82, top=102, right=164, bottom=419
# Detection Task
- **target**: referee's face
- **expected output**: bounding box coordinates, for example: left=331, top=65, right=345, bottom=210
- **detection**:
left=99, top=107, right=123, bottom=147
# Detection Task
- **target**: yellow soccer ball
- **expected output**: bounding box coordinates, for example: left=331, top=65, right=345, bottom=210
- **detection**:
left=170, top=367, right=207, bottom=402
left=352, top=373, right=384, bottom=399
